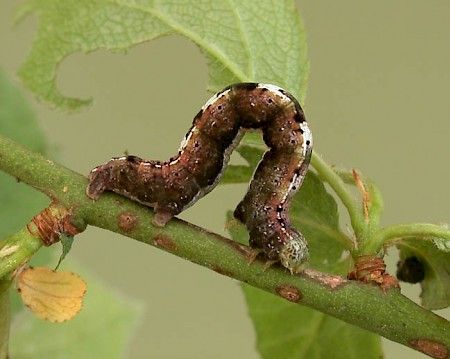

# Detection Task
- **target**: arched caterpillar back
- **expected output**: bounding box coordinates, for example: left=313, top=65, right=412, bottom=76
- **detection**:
left=87, top=83, right=313, bottom=273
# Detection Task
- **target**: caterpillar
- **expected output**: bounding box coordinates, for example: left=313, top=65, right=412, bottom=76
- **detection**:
left=86, top=83, right=313, bottom=273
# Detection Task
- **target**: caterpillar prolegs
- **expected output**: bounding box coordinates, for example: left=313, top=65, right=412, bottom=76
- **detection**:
left=86, top=83, right=313, bottom=273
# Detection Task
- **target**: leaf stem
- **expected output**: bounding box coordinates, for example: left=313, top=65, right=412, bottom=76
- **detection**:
left=1, top=135, right=449, bottom=357
left=0, top=280, right=10, bottom=359
left=365, top=181, right=384, bottom=237
left=311, top=152, right=365, bottom=238
left=366, top=223, right=450, bottom=254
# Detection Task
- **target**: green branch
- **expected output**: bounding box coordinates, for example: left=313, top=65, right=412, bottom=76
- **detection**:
left=0, top=135, right=449, bottom=358
left=0, top=280, right=10, bottom=359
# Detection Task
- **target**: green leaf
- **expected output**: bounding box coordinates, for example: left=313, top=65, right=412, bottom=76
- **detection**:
left=18, top=0, right=308, bottom=111
left=0, top=68, right=49, bottom=238
left=9, top=265, right=143, bottom=359
left=242, top=285, right=383, bottom=359
left=432, top=236, right=450, bottom=252
left=397, top=238, right=450, bottom=310
left=54, top=234, right=75, bottom=270
left=292, top=172, right=351, bottom=274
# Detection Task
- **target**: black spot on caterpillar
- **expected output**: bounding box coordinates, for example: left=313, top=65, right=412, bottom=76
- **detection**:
left=86, top=83, right=313, bottom=273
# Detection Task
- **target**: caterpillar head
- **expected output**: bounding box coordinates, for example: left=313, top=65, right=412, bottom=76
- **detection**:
left=279, top=231, right=309, bottom=274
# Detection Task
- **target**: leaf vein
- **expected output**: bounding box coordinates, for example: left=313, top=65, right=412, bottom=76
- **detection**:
left=113, top=0, right=251, bottom=83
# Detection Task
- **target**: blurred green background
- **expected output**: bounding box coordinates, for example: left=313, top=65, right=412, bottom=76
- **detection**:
left=1, top=1, right=449, bottom=358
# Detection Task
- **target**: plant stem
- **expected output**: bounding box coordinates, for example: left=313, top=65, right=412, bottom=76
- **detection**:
left=366, top=223, right=450, bottom=254
left=0, top=280, right=10, bottom=359
left=0, top=229, right=42, bottom=278
left=365, top=181, right=384, bottom=238
left=1, top=135, right=449, bottom=357
left=311, top=153, right=366, bottom=238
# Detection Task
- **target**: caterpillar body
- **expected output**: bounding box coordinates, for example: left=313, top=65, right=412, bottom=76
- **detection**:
left=86, top=82, right=313, bottom=273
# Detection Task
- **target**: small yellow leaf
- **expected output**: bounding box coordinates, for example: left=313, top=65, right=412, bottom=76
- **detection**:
left=17, top=266, right=87, bottom=323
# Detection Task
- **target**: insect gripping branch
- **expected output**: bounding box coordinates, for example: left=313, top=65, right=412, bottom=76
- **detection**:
left=87, top=83, right=313, bottom=273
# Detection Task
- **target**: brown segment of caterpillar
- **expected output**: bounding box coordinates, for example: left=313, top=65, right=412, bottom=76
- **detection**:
left=86, top=83, right=313, bottom=273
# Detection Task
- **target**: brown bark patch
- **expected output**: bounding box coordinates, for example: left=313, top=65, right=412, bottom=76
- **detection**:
left=152, top=233, right=177, bottom=252
left=276, top=284, right=303, bottom=302
left=304, top=268, right=348, bottom=289
left=117, top=212, right=139, bottom=234
left=410, top=339, right=448, bottom=359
